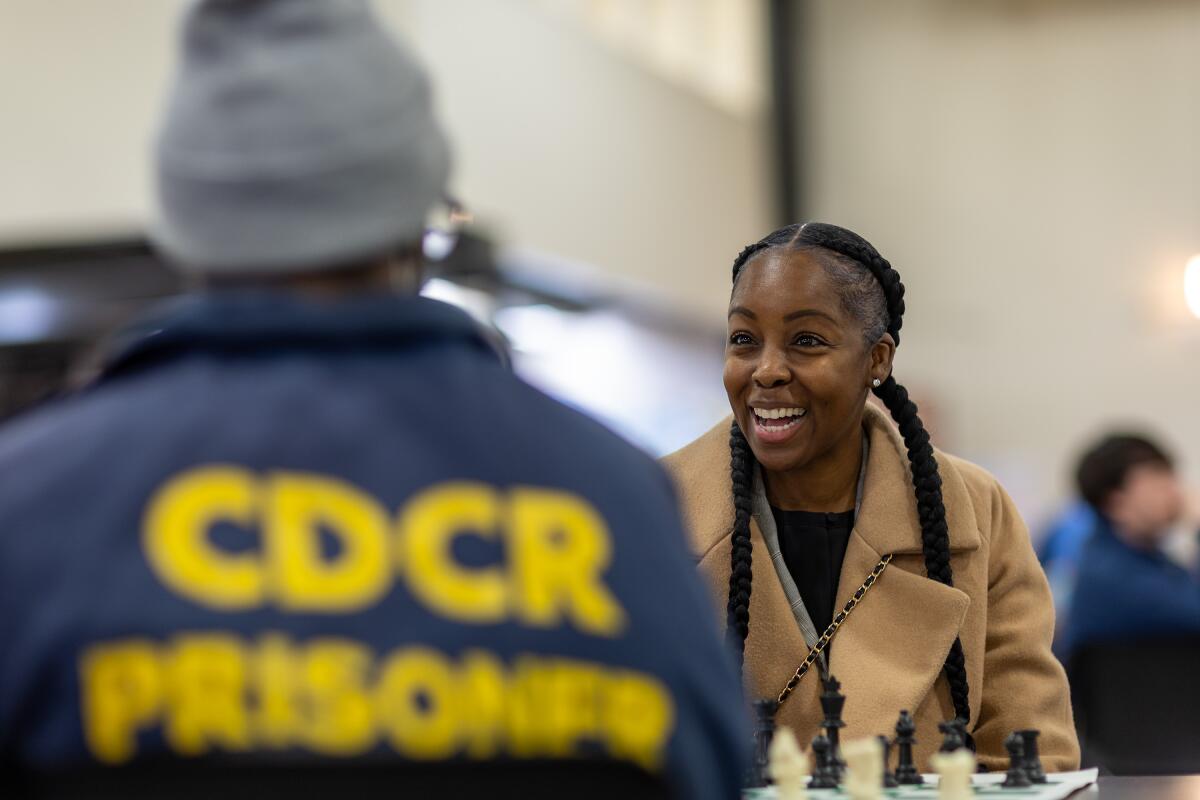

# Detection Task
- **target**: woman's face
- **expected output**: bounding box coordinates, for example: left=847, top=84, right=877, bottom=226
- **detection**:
left=723, top=247, right=892, bottom=475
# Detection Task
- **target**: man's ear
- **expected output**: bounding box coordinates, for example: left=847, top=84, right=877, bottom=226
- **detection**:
left=388, top=243, right=426, bottom=294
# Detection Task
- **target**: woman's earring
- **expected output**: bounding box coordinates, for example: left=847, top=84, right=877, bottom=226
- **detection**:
left=872, top=378, right=881, bottom=388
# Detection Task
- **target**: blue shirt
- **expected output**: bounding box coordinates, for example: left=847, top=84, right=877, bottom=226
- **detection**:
left=1036, top=500, right=1098, bottom=652
left=0, top=291, right=748, bottom=798
left=1061, top=515, right=1200, bottom=661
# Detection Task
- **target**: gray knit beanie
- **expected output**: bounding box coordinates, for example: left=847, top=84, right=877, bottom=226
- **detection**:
left=153, top=0, right=451, bottom=274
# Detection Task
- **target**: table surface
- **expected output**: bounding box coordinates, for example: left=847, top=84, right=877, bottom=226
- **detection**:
left=1089, top=777, right=1200, bottom=800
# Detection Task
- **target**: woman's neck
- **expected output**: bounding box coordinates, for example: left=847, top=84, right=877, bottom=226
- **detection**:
left=763, top=429, right=864, bottom=512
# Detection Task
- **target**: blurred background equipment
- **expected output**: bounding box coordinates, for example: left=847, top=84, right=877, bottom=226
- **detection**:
left=0, top=240, right=178, bottom=419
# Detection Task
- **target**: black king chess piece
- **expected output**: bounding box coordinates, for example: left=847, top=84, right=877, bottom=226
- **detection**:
left=1002, top=733, right=1033, bottom=788
left=809, top=734, right=840, bottom=789
left=878, top=735, right=900, bottom=788
left=894, top=710, right=924, bottom=785
left=819, top=674, right=847, bottom=778
left=745, top=699, right=779, bottom=788
left=1018, top=730, right=1047, bottom=784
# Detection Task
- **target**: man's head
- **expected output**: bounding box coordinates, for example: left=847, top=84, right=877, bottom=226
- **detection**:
left=152, top=0, right=450, bottom=292
left=1076, top=433, right=1184, bottom=546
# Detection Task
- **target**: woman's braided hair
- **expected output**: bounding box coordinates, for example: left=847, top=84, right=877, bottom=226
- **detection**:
left=726, top=221, right=972, bottom=731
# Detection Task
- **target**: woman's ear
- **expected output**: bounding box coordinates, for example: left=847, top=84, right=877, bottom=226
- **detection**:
left=868, top=333, right=896, bottom=387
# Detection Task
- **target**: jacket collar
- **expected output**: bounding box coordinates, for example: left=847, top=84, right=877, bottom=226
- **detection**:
left=853, top=403, right=981, bottom=557
left=98, top=290, right=502, bottom=381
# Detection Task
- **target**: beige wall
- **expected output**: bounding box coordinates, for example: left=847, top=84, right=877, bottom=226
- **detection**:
left=0, top=0, right=771, bottom=318
left=802, top=0, right=1200, bottom=522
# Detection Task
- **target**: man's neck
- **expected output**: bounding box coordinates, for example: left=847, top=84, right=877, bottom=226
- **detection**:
left=198, top=255, right=424, bottom=300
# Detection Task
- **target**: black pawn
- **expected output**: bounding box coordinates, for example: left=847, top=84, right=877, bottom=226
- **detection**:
left=1002, top=733, right=1033, bottom=788
left=894, top=710, right=924, bottom=786
left=810, top=734, right=840, bottom=789
left=820, top=674, right=847, bottom=776
left=878, top=735, right=900, bottom=788
left=1018, top=730, right=1047, bottom=784
left=745, top=699, right=778, bottom=788
left=938, top=719, right=965, bottom=753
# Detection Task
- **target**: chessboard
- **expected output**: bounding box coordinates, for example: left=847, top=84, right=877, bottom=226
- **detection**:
left=745, top=768, right=1099, bottom=800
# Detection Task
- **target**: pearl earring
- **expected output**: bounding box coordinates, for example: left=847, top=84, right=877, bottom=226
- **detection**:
left=872, top=378, right=881, bottom=388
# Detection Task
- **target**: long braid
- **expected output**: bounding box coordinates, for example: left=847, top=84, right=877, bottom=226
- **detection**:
left=726, top=222, right=973, bottom=733
left=726, top=421, right=756, bottom=670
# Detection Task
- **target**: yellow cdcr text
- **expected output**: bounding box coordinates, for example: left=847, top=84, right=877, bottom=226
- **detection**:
left=142, top=469, right=625, bottom=636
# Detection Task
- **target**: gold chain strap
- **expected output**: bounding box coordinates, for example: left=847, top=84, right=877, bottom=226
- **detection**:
left=776, top=553, right=893, bottom=706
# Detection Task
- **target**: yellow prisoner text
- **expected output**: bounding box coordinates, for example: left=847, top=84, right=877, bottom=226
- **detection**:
left=79, top=634, right=674, bottom=769
left=142, top=468, right=625, bottom=635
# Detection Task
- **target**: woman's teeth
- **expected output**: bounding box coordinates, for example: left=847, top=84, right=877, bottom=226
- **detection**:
left=752, top=407, right=807, bottom=430
left=752, top=407, right=806, bottom=420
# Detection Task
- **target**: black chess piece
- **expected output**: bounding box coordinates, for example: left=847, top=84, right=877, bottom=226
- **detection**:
left=894, top=710, right=924, bottom=786
left=820, top=674, right=847, bottom=777
left=1002, top=733, right=1033, bottom=788
left=938, top=719, right=965, bottom=753
left=1018, top=730, right=1047, bottom=784
left=744, top=698, right=778, bottom=788
left=878, top=735, right=900, bottom=788
left=810, top=734, right=840, bottom=789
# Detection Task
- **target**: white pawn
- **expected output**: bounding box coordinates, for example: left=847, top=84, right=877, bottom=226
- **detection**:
left=842, top=737, right=884, bottom=800
left=768, top=726, right=809, bottom=800
left=931, top=749, right=975, bottom=800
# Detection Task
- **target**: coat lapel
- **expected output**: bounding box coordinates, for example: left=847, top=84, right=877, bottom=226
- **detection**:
left=828, top=531, right=970, bottom=735
left=826, top=405, right=978, bottom=733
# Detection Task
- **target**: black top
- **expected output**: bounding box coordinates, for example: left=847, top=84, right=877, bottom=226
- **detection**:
left=771, top=507, right=856, bottom=638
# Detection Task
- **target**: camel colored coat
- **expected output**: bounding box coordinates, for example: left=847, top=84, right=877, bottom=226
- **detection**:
left=663, top=405, right=1080, bottom=772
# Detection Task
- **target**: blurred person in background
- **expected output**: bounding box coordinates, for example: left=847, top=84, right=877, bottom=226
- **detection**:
left=0, top=1, right=747, bottom=796
left=1060, top=433, right=1200, bottom=661
left=1036, top=499, right=1099, bottom=652
left=665, top=223, right=1079, bottom=772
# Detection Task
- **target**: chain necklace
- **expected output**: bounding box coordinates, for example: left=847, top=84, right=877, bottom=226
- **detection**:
left=775, top=553, right=893, bottom=707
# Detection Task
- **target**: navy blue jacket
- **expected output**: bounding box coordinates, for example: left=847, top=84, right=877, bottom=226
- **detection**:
left=0, top=292, right=747, bottom=797
left=1061, top=516, right=1200, bottom=660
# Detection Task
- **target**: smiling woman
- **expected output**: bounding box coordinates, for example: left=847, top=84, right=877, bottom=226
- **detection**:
left=664, top=222, right=1081, bottom=773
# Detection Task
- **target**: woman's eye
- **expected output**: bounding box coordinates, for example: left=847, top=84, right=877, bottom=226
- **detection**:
left=795, top=334, right=825, bottom=347
left=728, top=332, right=755, bottom=346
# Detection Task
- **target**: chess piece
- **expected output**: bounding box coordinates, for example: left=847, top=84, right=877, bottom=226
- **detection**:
left=894, top=710, right=925, bottom=786
left=1018, top=730, right=1047, bottom=784
left=746, top=698, right=779, bottom=788
left=820, top=674, right=847, bottom=777
left=843, top=737, right=884, bottom=800
left=1002, top=733, right=1033, bottom=789
left=878, top=735, right=899, bottom=788
left=809, top=734, right=840, bottom=789
left=931, top=749, right=974, bottom=800
left=770, top=727, right=810, bottom=800
left=938, top=719, right=965, bottom=753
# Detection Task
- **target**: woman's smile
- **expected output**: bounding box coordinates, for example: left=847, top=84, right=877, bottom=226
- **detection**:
left=749, top=405, right=808, bottom=445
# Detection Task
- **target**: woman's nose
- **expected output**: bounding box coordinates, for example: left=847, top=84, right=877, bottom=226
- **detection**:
left=752, top=350, right=790, bottom=388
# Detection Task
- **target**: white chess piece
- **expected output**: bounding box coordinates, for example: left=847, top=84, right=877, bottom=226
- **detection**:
left=769, top=727, right=809, bottom=800
left=842, top=737, right=884, bottom=800
left=931, top=749, right=975, bottom=800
